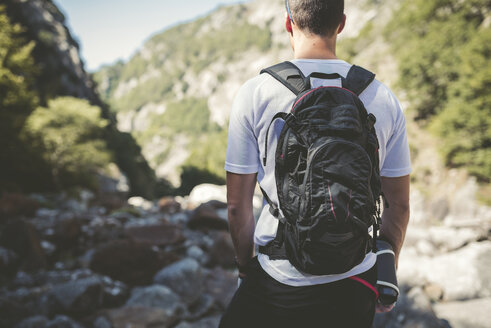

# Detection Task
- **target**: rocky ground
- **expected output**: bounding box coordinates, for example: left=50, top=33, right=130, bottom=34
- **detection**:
left=0, top=183, right=490, bottom=328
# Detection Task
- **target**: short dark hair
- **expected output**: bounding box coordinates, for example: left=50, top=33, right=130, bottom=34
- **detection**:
left=288, top=0, right=344, bottom=36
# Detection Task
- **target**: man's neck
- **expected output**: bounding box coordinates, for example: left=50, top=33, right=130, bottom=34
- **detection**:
left=292, top=32, right=338, bottom=60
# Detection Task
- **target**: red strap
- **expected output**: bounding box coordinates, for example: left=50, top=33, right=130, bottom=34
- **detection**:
left=349, top=276, right=379, bottom=300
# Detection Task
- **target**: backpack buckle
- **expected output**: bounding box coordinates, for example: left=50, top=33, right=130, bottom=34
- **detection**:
left=285, top=113, right=297, bottom=126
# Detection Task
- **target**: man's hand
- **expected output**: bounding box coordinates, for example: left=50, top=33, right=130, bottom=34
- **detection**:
left=376, top=303, right=395, bottom=313
left=227, top=172, right=258, bottom=278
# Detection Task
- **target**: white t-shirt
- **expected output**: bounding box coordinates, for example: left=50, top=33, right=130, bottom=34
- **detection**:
left=225, top=59, right=412, bottom=286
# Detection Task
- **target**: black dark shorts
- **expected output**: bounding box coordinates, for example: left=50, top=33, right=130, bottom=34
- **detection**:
left=219, top=257, right=377, bottom=328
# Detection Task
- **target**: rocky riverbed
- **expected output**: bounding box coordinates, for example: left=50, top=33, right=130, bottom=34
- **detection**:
left=1, top=183, right=490, bottom=328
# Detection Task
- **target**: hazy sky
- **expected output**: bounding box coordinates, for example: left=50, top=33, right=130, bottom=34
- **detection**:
left=54, top=0, right=249, bottom=71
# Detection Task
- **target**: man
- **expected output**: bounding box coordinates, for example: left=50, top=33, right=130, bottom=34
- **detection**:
left=220, top=0, right=411, bottom=327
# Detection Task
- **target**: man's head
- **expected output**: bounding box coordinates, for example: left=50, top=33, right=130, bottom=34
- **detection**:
left=286, top=0, right=345, bottom=37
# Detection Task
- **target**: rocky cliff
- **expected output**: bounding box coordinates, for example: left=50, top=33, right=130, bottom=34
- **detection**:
left=3, top=0, right=156, bottom=198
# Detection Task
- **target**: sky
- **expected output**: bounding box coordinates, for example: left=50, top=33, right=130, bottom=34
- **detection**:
left=54, top=0, right=249, bottom=72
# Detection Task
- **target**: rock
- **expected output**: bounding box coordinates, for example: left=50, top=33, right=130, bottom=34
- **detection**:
left=203, top=267, right=237, bottom=310
left=42, top=276, right=103, bottom=317
left=14, top=315, right=49, bottom=328
left=158, top=197, right=181, bottom=214
left=175, top=315, right=222, bottom=328
left=12, top=271, right=35, bottom=287
left=100, top=275, right=129, bottom=308
left=188, top=184, right=227, bottom=207
left=424, top=283, right=444, bottom=302
left=0, top=246, right=20, bottom=281
left=186, top=245, right=208, bottom=265
left=104, top=305, right=178, bottom=328
left=92, top=316, right=112, bottom=328
left=405, top=226, right=487, bottom=255
left=0, top=193, right=40, bottom=220
left=185, top=294, right=215, bottom=321
left=154, top=258, right=203, bottom=305
left=46, top=315, right=84, bottom=328
left=427, top=197, right=450, bottom=221
left=0, top=219, right=46, bottom=271
left=126, top=285, right=185, bottom=319
left=433, top=297, right=491, bottom=328
left=124, top=223, right=184, bottom=246
left=40, top=240, right=56, bottom=257
left=128, top=197, right=154, bottom=211
left=399, top=241, right=491, bottom=301
left=188, top=202, right=229, bottom=231
left=207, top=231, right=235, bottom=267
left=90, top=240, right=178, bottom=286
left=0, top=296, right=32, bottom=328
left=51, top=218, right=82, bottom=249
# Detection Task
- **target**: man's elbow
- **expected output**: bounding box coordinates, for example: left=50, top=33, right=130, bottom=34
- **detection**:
left=227, top=203, right=239, bottom=219
left=389, top=199, right=410, bottom=221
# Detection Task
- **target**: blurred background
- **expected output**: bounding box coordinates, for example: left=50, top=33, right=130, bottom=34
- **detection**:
left=0, top=0, right=489, bottom=327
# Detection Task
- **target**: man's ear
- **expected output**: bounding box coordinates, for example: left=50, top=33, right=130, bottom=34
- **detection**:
left=337, top=14, right=346, bottom=34
left=285, top=12, right=293, bottom=34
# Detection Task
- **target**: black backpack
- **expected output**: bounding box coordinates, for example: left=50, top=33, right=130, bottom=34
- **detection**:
left=259, top=61, right=382, bottom=275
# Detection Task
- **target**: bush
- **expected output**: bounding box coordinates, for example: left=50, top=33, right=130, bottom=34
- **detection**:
left=387, top=0, right=490, bottom=181
left=23, top=97, right=113, bottom=190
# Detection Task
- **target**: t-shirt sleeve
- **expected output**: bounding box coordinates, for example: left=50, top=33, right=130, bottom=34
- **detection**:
left=380, top=91, right=412, bottom=178
left=224, top=80, right=260, bottom=174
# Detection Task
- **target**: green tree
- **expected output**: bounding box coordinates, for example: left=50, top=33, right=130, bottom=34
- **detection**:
left=0, top=5, right=40, bottom=191
left=387, top=0, right=491, bottom=181
left=386, top=0, right=489, bottom=120
left=430, top=28, right=491, bottom=180
left=23, top=97, right=113, bottom=190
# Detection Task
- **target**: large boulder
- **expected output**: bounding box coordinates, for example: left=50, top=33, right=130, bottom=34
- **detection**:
left=154, top=258, right=203, bottom=305
left=399, top=241, right=491, bottom=301
left=175, top=315, right=222, bottom=328
left=90, top=240, right=178, bottom=285
left=0, top=246, right=20, bottom=282
left=125, top=285, right=185, bottom=320
left=188, top=184, right=227, bottom=207
left=433, top=297, right=491, bottom=328
left=45, top=315, right=84, bottom=328
left=207, top=231, right=235, bottom=268
left=15, top=315, right=84, bottom=328
left=41, top=276, right=103, bottom=317
left=158, top=197, right=181, bottom=214
left=124, top=223, right=184, bottom=246
left=188, top=202, right=228, bottom=231
left=0, top=219, right=46, bottom=271
left=203, top=267, right=237, bottom=310
left=0, top=193, right=40, bottom=220
left=14, top=315, right=49, bottom=328
left=0, top=296, right=32, bottom=328
left=103, top=305, right=178, bottom=328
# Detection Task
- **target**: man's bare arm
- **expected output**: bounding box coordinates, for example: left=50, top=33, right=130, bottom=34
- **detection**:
left=226, top=172, right=257, bottom=277
left=379, top=175, right=410, bottom=268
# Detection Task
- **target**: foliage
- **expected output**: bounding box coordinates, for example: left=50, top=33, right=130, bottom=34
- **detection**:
left=176, top=165, right=225, bottom=196
left=0, top=5, right=42, bottom=192
left=387, top=0, right=491, bottom=181
left=23, top=97, right=113, bottom=190
left=185, top=128, right=228, bottom=180
left=429, top=27, right=491, bottom=180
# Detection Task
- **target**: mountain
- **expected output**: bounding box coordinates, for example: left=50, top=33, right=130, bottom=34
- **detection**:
left=2, top=0, right=156, bottom=198
left=94, top=0, right=401, bottom=186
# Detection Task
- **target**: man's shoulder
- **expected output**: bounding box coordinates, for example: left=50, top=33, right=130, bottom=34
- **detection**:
left=235, top=70, right=293, bottom=103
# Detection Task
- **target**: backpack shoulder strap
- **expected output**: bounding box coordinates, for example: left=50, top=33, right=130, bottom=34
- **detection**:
left=260, top=61, right=308, bottom=96
left=343, top=65, right=376, bottom=96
